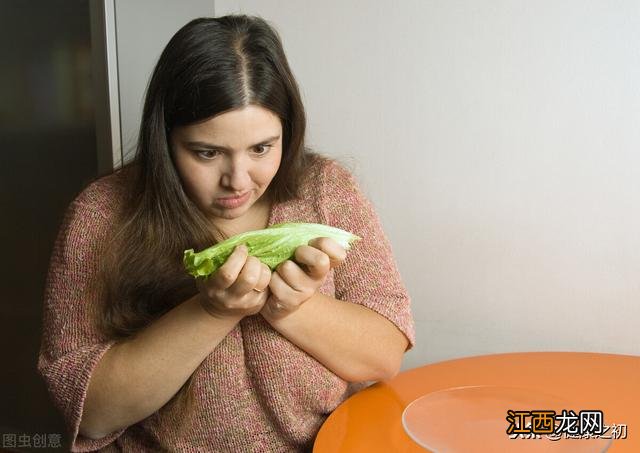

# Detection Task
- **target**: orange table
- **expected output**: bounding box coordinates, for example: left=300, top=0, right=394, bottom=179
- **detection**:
left=313, top=352, right=640, bottom=452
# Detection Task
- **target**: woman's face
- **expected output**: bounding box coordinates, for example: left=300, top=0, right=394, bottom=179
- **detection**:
left=170, top=105, right=283, bottom=224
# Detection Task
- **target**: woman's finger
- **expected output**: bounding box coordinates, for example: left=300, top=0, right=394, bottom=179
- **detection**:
left=308, top=237, right=347, bottom=268
left=269, top=268, right=301, bottom=303
left=240, top=286, right=269, bottom=311
left=276, top=259, right=312, bottom=291
left=294, top=244, right=331, bottom=279
left=210, top=245, right=248, bottom=289
left=254, top=263, right=272, bottom=292
left=229, top=255, right=263, bottom=295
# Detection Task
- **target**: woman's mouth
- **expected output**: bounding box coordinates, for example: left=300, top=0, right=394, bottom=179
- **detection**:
left=214, top=192, right=251, bottom=209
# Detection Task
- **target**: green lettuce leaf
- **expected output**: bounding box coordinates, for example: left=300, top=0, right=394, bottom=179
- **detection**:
left=183, top=222, right=360, bottom=278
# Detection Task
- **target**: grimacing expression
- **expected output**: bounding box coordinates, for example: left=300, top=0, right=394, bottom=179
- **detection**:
left=171, top=105, right=283, bottom=222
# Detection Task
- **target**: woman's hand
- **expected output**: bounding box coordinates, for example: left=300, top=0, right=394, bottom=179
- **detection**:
left=261, top=237, right=347, bottom=320
left=197, top=245, right=271, bottom=320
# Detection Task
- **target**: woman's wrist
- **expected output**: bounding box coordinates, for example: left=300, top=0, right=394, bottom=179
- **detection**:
left=260, top=292, right=315, bottom=325
left=193, top=294, right=244, bottom=324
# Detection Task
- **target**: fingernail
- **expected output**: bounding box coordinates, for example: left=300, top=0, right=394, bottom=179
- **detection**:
left=237, top=245, right=247, bottom=253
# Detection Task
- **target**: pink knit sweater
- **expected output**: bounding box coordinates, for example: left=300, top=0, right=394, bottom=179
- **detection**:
left=37, top=156, right=415, bottom=452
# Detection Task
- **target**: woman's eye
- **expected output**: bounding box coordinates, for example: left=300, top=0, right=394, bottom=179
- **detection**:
left=253, top=144, right=272, bottom=155
left=196, top=150, right=220, bottom=160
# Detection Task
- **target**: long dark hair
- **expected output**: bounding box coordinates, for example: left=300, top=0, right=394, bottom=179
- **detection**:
left=96, top=15, right=309, bottom=439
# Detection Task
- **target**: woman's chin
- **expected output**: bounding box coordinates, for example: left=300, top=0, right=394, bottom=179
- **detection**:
left=210, top=209, right=245, bottom=220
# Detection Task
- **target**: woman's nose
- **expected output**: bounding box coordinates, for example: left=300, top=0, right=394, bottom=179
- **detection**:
left=220, top=156, right=251, bottom=191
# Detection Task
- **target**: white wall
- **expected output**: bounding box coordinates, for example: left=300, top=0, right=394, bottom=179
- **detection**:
left=215, top=0, right=640, bottom=369
left=114, top=0, right=214, bottom=161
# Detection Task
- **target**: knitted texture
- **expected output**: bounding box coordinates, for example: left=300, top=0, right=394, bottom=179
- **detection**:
left=37, top=156, right=415, bottom=452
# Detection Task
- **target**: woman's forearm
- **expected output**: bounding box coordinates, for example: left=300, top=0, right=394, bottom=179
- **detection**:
left=79, top=295, right=241, bottom=439
left=262, top=292, right=408, bottom=382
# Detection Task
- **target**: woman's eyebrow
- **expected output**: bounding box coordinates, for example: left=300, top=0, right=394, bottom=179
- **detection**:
left=184, top=135, right=280, bottom=149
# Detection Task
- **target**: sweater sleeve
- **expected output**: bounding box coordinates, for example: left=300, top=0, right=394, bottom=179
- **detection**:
left=37, top=195, right=126, bottom=452
left=318, top=160, right=416, bottom=349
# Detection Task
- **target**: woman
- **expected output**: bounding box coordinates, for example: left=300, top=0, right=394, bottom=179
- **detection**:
left=38, top=15, right=414, bottom=452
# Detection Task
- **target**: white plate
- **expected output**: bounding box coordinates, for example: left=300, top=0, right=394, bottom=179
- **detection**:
left=402, top=385, right=613, bottom=452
